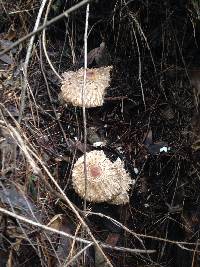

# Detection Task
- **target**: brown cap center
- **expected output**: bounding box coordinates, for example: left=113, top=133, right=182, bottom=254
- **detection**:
left=86, top=70, right=96, bottom=80
left=89, top=165, right=102, bottom=178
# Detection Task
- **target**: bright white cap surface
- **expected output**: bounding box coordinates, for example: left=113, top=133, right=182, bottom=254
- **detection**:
left=72, top=150, right=132, bottom=205
left=60, top=66, right=112, bottom=108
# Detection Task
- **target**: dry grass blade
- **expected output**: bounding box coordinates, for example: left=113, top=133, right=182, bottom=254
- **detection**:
left=0, top=0, right=93, bottom=56
left=0, top=206, right=156, bottom=254
left=42, top=0, right=62, bottom=81
left=1, top=1, right=200, bottom=265
left=0, top=119, right=111, bottom=266
left=18, top=0, right=48, bottom=123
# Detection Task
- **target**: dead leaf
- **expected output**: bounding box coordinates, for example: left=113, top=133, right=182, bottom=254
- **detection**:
left=87, top=47, right=100, bottom=66
left=105, top=233, right=120, bottom=246
left=143, top=130, right=168, bottom=155
left=143, top=130, right=153, bottom=146
left=47, top=214, right=62, bottom=230
left=0, top=186, right=41, bottom=222
left=0, top=54, right=13, bottom=65
left=0, top=39, right=16, bottom=53
left=79, top=42, right=111, bottom=67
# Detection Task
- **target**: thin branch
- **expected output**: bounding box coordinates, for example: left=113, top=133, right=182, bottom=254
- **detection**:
left=0, top=0, right=94, bottom=57
left=18, top=0, right=48, bottom=123
left=83, top=3, right=89, bottom=215
left=0, top=206, right=156, bottom=254
left=86, top=211, right=200, bottom=251
left=82, top=5, right=90, bottom=266
left=0, top=206, right=92, bottom=245
left=42, top=0, right=62, bottom=81
left=65, top=223, right=82, bottom=264
left=64, top=243, right=93, bottom=267
left=38, top=40, right=70, bottom=148
left=0, top=119, right=112, bottom=266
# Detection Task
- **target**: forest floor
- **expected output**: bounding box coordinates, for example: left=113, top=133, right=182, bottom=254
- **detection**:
left=1, top=1, right=200, bottom=266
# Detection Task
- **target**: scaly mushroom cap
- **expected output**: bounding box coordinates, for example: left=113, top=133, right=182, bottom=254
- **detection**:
left=72, top=150, right=132, bottom=205
left=60, top=66, right=112, bottom=108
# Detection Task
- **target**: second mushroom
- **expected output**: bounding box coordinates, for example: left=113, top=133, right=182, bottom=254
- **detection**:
left=72, top=150, right=133, bottom=205
left=60, top=66, right=112, bottom=108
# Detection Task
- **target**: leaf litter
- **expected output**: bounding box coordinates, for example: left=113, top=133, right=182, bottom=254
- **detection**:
left=1, top=1, right=200, bottom=266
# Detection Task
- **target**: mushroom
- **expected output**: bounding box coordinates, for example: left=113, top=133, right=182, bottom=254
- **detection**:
left=72, top=150, right=132, bottom=205
left=60, top=66, right=112, bottom=108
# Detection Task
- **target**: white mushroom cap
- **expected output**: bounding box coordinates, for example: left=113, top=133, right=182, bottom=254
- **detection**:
left=60, top=66, right=112, bottom=108
left=72, top=150, right=132, bottom=205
